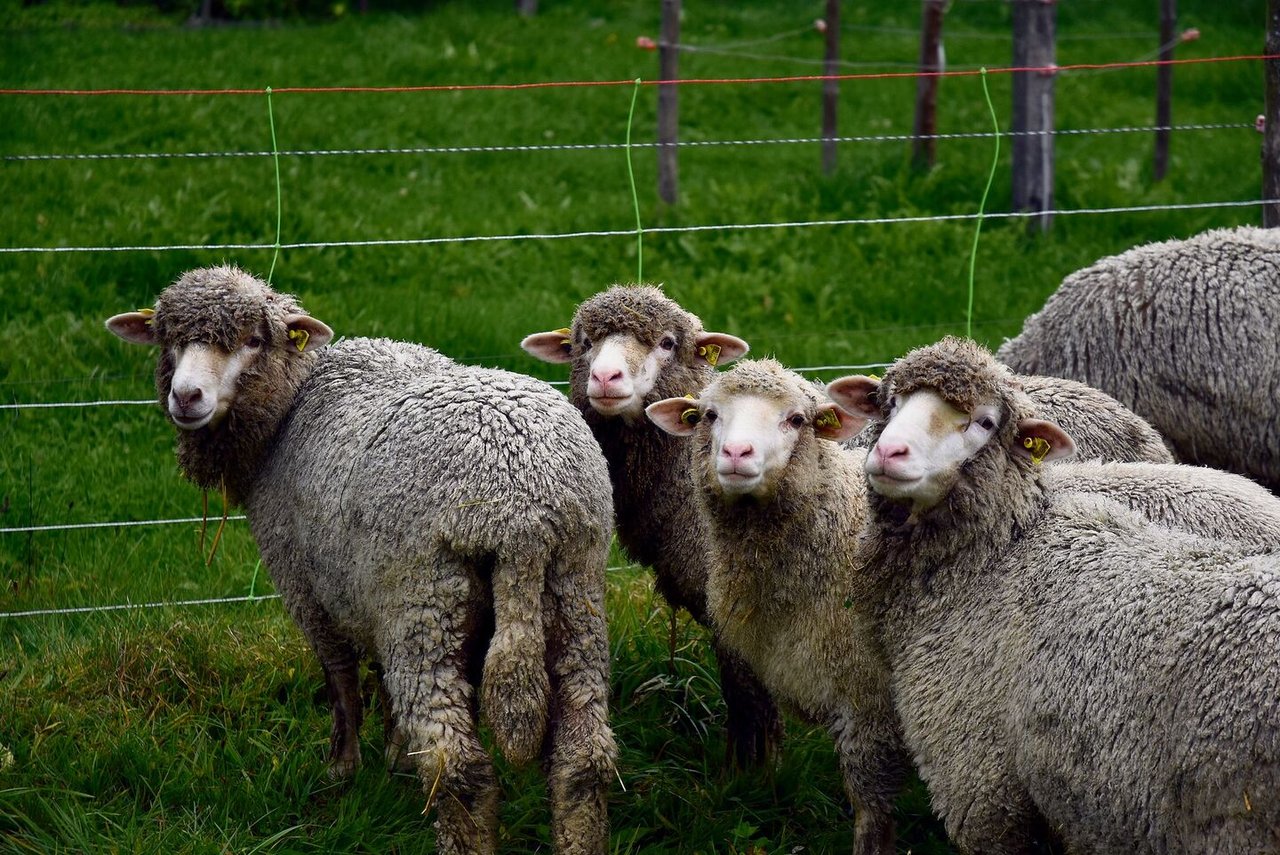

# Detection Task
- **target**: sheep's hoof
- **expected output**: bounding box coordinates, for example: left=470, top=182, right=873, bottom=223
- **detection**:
left=384, top=728, right=415, bottom=775
left=327, top=753, right=361, bottom=780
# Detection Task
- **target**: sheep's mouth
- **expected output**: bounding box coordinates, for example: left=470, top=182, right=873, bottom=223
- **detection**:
left=868, top=471, right=921, bottom=488
left=588, top=394, right=634, bottom=412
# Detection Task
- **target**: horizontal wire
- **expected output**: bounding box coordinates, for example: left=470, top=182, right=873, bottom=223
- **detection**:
left=0, top=515, right=246, bottom=534
left=1, top=198, right=1271, bottom=255
left=1, top=53, right=1273, bottom=97
left=1, top=123, right=1252, bottom=164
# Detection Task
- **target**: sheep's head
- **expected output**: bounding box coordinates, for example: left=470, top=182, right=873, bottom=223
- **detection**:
left=521, top=285, right=748, bottom=422
left=827, top=337, right=1074, bottom=515
left=647, top=358, right=862, bottom=501
left=105, top=265, right=333, bottom=432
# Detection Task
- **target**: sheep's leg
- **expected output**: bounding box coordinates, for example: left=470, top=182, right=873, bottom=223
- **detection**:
left=370, top=662, right=413, bottom=774
left=384, top=560, right=498, bottom=855
left=480, top=549, right=550, bottom=767
left=829, top=708, right=909, bottom=855
left=714, top=640, right=784, bottom=769
left=543, top=551, right=616, bottom=855
left=276, top=578, right=363, bottom=778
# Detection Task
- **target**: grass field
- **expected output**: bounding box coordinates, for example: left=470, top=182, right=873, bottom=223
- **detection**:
left=0, top=0, right=1270, bottom=851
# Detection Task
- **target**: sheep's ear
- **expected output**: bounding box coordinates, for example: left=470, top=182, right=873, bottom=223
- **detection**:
left=1014, top=418, right=1076, bottom=464
left=826, top=375, right=882, bottom=420
left=105, top=311, right=159, bottom=346
left=646, top=397, right=701, bottom=436
left=813, top=403, right=865, bottom=442
left=694, top=332, right=749, bottom=367
left=521, top=328, right=575, bottom=364
left=283, top=314, right=334, bottom=353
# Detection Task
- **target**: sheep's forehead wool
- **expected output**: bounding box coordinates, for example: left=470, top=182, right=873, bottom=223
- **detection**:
left=884, top=336, right=1024, bottom=418
left=704, top=358, right=822, bottom=412
left=573, top=285, right=703, bottom=346
left=153, top=265, right=304, bottom=350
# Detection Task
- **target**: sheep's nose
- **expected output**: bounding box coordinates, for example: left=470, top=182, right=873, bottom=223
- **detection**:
left=172, top=387, right=203, bottom=411
left=874, top=441, right=909, bottom=465
left=591, top=367, right=624, bottom=386
left=721, top=441, right=754, bottom=463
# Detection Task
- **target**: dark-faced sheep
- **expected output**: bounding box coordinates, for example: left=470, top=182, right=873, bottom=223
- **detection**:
left=522, top=285, right=783, bottom=768
left=996, top=225, right=1280, bottom=491
left=107, top=265, right=617, bottom=855
left=646, top=359, right=908, bottom=855
left=834, top=336, right=1280, bottom=854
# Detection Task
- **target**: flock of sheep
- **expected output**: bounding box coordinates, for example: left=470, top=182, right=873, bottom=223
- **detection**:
left=105, top=223, right=1280, bottom=854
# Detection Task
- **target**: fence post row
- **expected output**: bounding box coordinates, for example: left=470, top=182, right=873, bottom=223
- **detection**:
left=1011, top=0, right=1057, bottom=232
left=657, top=0, right=681, bottom=205
left=821, top=0, right=841, bottom=175
left=912, top=0, right=948, bottom=170
left=1265, top=0, right=1280, bottom=227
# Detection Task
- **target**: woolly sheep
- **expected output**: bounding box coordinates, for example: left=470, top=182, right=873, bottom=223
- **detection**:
left=522, top=285, right=783, bottom=768
left=996, top=225, right=1280, bottom=491
left=107, top=265, right=617, bottom=855
left=646, top=359, right=908, bottom=855
left=834, top=336, right=1280, bottom=853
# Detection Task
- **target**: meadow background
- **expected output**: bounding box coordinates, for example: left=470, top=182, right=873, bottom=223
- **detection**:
left=0, top=0, right=1270, bottom=851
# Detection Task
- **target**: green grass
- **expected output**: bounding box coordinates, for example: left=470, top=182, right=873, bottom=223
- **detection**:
left=0, top=0, right=1269, bottom=851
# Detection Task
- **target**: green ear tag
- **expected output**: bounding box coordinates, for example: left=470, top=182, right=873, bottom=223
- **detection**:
left=288, top=328, right=310, bottom=353
left=815, top=410, right=842, bottom=431
left=1023, top=435, right=1051, bottom=465
left=680, top=408, right=701, bottom=426
left=698, top=344, right=722, bottom=366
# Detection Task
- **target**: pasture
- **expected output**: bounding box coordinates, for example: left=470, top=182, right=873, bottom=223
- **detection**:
left=0, top=0, right=1268, bottom=851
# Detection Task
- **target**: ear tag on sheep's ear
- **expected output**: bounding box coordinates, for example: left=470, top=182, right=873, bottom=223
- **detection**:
left=1023, top=435, right=1051, bottom=465
left=288, top=328, right=310, bottom=353
left=136, top=307, right=156, bottom=326
left=815, top=409, right=842, bottom=431
left=698, top=343, right=722, bottom=366
left=554, top=327, right=572, bottom=350
left=680, top=408, right=701, bottom=426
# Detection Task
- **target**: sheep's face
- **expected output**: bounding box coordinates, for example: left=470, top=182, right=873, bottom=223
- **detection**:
left=828, top=374, right=1074, bottom=514
left=521, top=289, right=748, bottom=422
left=647, top=364, right=861, bottom=500
left=105, top=270, right=333, bottom=432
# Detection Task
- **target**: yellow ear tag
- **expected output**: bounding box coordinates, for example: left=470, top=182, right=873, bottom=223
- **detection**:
left=815, top=409, right=842, bottom=431
left=698, top=344, right=722, bottom=366
left=1023, top=435, right=1051, bottom=465
left=137, top=307, right=156, bottom=326
left=554, top=327, right=572, bottom=347
left=680, top=408, right=701, bottom=426
left=288, top=328, right=310, bottom=353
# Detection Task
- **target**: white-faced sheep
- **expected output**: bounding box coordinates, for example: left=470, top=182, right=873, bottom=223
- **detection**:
left=996, top=225, right=1280, bottom=491
left=522, top=285, right=783, bottom=768
left=646, top=359, right=908, bottom=855
left=833, top=336, right=1280, bottom=854
left=107, top=265, right=617, bottom=855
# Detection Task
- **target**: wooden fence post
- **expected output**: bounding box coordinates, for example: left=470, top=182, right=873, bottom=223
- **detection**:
left=1153, top=0, right=1176, bottom=181
left=1011, top=0, right=1057, bottom=232
left=1265, top=0, right=1280, bottom=226
left=657, top=0, right=681, bottom=205
left=912, top=0, right=947, bottom=170
left=822, top=0, right=841, bottom=175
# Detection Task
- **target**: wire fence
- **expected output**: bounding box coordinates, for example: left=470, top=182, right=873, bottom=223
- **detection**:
left=4, top=51, right=1274, bottom=623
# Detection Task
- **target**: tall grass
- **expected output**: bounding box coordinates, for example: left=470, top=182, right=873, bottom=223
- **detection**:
left=0, top=0, right=1268, bottom=851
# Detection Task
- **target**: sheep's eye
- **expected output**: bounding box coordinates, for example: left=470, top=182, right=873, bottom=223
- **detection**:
left=580, top=337, right=592, bottom=351
left=659, top=336, right=676, bottom=351
left=245, top=335, right=265, bottom=349
left=703, top=410, right=718, bottom=424
left=976, top=416, right=997, bottom=431
left=788, top=414, right=806, bottom=428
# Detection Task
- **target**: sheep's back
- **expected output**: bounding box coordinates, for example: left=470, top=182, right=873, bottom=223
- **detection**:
left=996, top=226, right=1280, bottom=488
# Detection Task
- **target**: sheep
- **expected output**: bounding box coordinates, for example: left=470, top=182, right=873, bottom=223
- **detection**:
left=995, top=225, right=1280, bottom=491
left=521, top=285, right=783, bottom=768
left=646, top=358, right=908, bottom=855
left=832, top=335, right=1280, bottom=854
left=106, top=265, right=617, bottom=855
